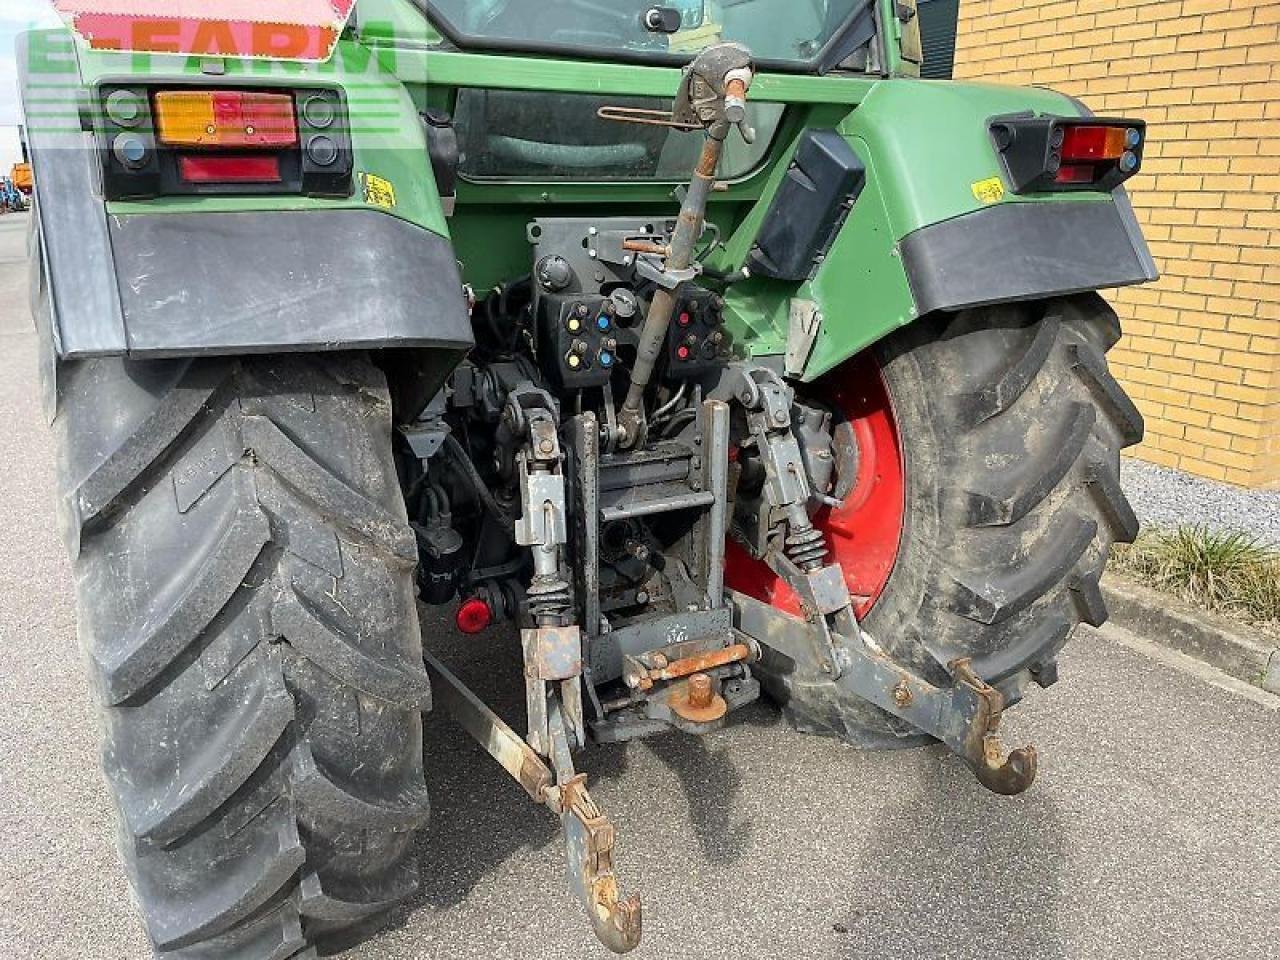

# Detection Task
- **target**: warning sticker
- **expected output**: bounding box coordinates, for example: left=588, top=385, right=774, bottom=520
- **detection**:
left=361, top=173, right=397, bottom=211
left=971, top=177, right=1006, bottom=205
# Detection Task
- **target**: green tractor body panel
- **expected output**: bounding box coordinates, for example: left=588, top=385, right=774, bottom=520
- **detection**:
left=71, top=40, right=453, bottom=237
left=20, top=2, right=1154, bottom=386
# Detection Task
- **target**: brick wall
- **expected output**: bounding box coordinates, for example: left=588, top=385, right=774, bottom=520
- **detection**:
left=952, top=0, right=1280, bottom=488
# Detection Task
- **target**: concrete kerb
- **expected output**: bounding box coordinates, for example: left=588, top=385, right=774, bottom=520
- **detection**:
left=1102, top=574, right=1280, bottom=696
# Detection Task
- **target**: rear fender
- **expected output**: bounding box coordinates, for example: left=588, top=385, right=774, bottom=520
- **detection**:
left=19, top=28, right=472, bottom=420
left=795, top=79, right=1156, bottom=380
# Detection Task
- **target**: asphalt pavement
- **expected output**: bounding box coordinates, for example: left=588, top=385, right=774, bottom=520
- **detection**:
left=0, top=212, right=1277, bottom=960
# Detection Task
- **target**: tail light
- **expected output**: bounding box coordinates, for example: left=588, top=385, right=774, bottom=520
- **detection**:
left=154, top=91, right=298, bottom=148
left=989, top=115, right=1145, bottom=194
left=96, top=85, right=352, bottom=200
left=178, top=155, right=283, bottom=184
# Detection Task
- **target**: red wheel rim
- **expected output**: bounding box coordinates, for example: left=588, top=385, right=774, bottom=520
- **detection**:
left=724, top=350, right=906, bottom=620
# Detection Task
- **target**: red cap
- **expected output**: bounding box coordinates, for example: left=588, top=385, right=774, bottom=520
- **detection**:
left=456, top=597, right=493, bottom=635
left=676, top=345, right=692, bottom=361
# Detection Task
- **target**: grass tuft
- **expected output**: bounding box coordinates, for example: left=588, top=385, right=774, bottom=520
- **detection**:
left=1110, top=525, right=1280, bottom=627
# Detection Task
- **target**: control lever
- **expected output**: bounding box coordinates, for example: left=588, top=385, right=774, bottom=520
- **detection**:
left=602, top=42, right=756, bottom=449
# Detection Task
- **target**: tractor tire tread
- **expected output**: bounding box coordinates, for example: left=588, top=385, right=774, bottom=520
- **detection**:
left=763, top=294, right=1142, bottom=744
left=55, top=354, right=428, bottom=960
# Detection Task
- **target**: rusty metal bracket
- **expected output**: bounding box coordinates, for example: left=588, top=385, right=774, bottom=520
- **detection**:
left=597, top=105, right=701, bottom=130
left=950, top=658, right=1039, bottom=796
left=423, top=649, right=644, bottom=952
left=622, top=641, right=756, bottom=693
left=731, top=590, right=1039, bottom=796
left=559, top=776, right=644, bottom=954
left=765, top=549, right=850, bottom=678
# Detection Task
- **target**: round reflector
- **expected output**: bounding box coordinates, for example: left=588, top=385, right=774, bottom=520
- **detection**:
left=456, top=597, right=493, bottom=635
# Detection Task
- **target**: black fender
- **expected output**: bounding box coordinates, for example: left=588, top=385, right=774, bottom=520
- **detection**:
left=899, top=190, right=1159, bottom=317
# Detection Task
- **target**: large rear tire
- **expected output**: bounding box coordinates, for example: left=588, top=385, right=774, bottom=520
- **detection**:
left=54, top=354, right=431, bottom=959
left=760, top=294, right=1144, bottom=745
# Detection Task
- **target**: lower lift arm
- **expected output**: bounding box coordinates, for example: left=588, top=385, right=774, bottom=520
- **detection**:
left=732, top=366, right=1038, bottom=796
left=422, top=650, right=642, bottom=952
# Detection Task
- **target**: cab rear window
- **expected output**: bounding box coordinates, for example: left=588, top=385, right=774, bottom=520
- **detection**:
left=422, top=0, right=874, bottom=72
left=455, top=90, right=784, bottom=182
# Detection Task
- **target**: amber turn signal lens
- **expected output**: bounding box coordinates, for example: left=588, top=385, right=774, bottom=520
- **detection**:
left=154, top=90, right=298, bottom=148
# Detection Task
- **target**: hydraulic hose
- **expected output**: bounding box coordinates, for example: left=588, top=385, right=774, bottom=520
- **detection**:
left=443, top=433, right=515, bottom=534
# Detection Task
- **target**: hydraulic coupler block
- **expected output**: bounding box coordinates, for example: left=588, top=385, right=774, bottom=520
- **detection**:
left=537, top=294, right=622, bottom=390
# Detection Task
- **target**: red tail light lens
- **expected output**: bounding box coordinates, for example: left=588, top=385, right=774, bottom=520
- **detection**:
left=179, top=155, right=283, bottom=184
left=1054, top=164, right=1098, bottom=185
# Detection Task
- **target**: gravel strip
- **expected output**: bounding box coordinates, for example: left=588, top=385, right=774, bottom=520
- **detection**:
left=1121, top=457, right=1280, bottom=546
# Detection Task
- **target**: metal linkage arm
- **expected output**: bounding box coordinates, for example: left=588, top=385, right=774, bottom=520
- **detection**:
left=728, top=364, right=1035, bottom=794
left=484, top=386, right=645, bottom=949
left=504, top=384, right=586, bottom=755
left=423, top=650, right=643, bottom=952
left=733, top=366, right=850, bottom=677
left=615, top=43, right=755, bottom=448
left=733, top=592, right=1038, bottom=796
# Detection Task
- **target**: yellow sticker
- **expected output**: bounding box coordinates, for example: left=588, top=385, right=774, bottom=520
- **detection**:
left=971, top=177, right=1006, bottom=205
left=361, top=173, right=397, bottom=210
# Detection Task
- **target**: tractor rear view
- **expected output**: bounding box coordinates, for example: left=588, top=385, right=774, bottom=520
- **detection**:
left=23, top=1, right=1152, bottom=957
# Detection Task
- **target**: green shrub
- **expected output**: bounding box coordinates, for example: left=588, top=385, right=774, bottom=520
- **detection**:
left=1110, top=525, right=1280, bottom=626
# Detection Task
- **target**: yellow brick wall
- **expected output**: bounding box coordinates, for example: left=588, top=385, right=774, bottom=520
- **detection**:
left=953, top=0, right=1280, bottom=488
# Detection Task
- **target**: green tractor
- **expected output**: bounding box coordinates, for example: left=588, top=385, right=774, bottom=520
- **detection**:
left=21, top=2, right=1153, bottom=956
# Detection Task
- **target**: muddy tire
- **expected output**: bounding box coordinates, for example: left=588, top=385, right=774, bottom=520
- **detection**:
left=768, top=294, right=1144, bottom=746
left=54, top=354, right=431, bottom=959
